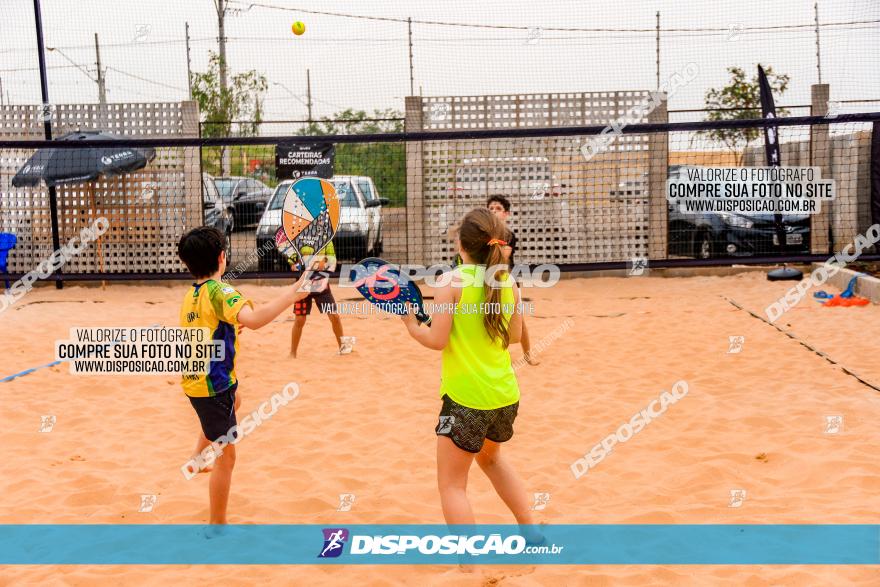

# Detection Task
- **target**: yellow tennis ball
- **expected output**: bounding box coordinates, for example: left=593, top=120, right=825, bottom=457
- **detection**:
left=292, top=21, right=305, bottom=36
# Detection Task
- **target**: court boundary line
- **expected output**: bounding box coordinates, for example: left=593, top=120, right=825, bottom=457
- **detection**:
left=724, top=296, right=880, bottom=393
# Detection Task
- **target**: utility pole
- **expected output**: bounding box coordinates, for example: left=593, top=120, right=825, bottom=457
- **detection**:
left=655, top=11, right=660, bottom=90
left=814, top=2, right=822, bottom=83
left=95, top=33, right=108, bottom=128
left=214, top=0, right=230, bottom=173
left=216, top=0, right=228, bottom=93
left=185, top=22, right=193, bottom=99
left=94, top=32, right=108, bottom=127
left=306, top=69, right=313, bottom=123
left=94, top=33, right=107, bottom=107
left=408, top=17, right=414, bottom=96
left=0, top=76, right=4, bottom=106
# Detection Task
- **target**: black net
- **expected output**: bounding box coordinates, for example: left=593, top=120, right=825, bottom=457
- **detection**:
left=0, top=111, right=878, bottom=281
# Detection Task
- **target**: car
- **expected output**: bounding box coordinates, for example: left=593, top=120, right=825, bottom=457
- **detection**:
left=254, top=175, right=388, bottom=271
left=202, top=173, right=233, bottom=263
left=349, top=175, right=388, bottom=257
left=214, top=176, right=273, bottom=230
left=666, top=165, right=811, bottom=259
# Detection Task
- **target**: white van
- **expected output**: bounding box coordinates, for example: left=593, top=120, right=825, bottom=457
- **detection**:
left=255, top=175, right=387, bottom=269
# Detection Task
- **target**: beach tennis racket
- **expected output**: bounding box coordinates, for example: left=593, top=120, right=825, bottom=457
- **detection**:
left=278, top=176, right=340, bottom=269
left=350, top=257, right=432, bottom=326
left=275, top=227, right=328, bottom=281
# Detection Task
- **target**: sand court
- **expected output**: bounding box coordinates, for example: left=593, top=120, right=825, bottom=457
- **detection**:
left=1, top=271, right=879, bottom=585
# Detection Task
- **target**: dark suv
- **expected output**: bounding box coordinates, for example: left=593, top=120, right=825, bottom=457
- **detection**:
left=214, top=176, right=273, bottom=230
left=202, top=174, right=234, bottom=263
left=667, top=165, right=811, bottom=259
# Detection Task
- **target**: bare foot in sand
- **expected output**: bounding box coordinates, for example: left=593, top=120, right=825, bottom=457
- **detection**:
left=524, top=352, right=541, bottom=366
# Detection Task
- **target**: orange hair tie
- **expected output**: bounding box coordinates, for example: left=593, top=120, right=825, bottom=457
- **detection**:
left=487, top=238, right=507, bottom=247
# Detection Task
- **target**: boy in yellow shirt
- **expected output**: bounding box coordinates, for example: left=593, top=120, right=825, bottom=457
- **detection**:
left=177, top=226, right=316, bottom=525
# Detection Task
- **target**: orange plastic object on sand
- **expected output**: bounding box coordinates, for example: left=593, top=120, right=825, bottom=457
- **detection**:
left=822, top=295, right=870, bottom=307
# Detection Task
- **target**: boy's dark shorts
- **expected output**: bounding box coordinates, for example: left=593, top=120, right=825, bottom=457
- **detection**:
left=293, top=287, right=337, bottom=316
left=435, top=394, right=519, bottom=453
left=189, top=385, right=237, bottom=442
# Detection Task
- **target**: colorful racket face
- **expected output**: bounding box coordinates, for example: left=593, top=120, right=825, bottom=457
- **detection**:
left=350, top=257, right=431, bottom=326
left=280, top=177, right=340, bottom=266
left=275, top=227, right=296, bottom=261
left=276, top=227, right=328, bottom=280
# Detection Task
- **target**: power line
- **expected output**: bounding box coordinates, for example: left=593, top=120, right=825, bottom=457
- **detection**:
left=105, top=66, right=188, bottom=93
left=309, top=96, right=348, bottom=110
left=46, top=46, right=98, bottom=83
left=210, top=25, right=880, bottom=45
left=0, top=37, right=214, bottom=55
left=233, top=2, right=880, bottom=33
left=0, top=60, right=185, bottom=94
left=225, top=26, right=878, bottom=40
left=0, top=64, right=92, bottom=73
left=1, top=21, right=875, bottom=57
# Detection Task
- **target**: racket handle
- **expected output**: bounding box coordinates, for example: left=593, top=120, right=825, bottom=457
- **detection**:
left=417, top=312, right=432, bottom=327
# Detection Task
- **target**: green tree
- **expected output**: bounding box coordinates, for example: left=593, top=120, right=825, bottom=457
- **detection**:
left=192, top=51, right=268, bottom=174
left=300, top=109, right=406, bottom=206
left=302, top=108, right=404, bottom=135
left=700, top=66, right=790, bottom=165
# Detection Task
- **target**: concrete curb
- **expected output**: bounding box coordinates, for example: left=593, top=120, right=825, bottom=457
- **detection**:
left=811, top=263, right=880, bottom=303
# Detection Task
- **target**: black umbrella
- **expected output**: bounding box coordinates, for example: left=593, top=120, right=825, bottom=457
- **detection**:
left=11, top=130, right=156, bottom=188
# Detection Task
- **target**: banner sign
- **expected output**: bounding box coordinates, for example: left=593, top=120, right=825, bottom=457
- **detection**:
left=275, top=142, right=334, bottom=180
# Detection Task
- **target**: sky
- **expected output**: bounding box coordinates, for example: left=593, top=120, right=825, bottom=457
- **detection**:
left=0, top=0, right=878, bottom=123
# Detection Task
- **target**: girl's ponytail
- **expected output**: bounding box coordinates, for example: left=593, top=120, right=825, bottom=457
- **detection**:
left=457, top=207, right=512, bottom=348
left=483, top=239, right=511, bottom=347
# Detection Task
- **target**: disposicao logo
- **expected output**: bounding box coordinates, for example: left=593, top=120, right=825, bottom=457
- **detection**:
left=316, top=528, right=559, bottom=559
left=318, top=528, right=349, bottom=558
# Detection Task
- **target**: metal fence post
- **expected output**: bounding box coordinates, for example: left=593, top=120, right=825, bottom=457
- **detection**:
left=405, top=96, right=425, bottom=265
left=810, top=83, right=831, bottom=253
left=648, top=94, right=669, bottom=260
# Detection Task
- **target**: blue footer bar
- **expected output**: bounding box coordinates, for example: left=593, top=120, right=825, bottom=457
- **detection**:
left=0, top=525, right=877, bottom=565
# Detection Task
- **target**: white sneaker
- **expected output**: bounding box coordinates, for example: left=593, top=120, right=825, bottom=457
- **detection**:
left=338, top=336, right=355, bottom=355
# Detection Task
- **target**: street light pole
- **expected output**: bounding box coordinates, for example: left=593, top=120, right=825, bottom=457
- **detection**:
left=185, top=22, right=193, bottom=100
left=32, top=0, right=63, bottom=289
left=306, top=69, right=313, bottom=123
left=47, top=46, right=97, bottom=83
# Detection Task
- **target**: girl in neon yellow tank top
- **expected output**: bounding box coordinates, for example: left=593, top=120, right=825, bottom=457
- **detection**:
left=402, top=208, right=541, bottom=538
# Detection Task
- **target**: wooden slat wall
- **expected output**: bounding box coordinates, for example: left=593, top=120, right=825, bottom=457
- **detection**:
left=0, top=101, right=200, bottom=274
